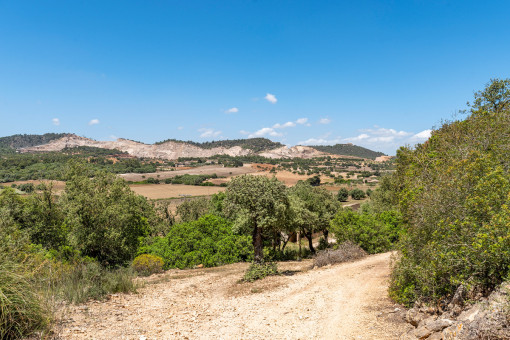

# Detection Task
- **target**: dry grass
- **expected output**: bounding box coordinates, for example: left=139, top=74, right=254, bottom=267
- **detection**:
left=130, top=184, right=225, bottom=199
left=313, top=242, right=367, bottom=268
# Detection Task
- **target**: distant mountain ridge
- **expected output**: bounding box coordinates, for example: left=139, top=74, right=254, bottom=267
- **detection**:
left=2, top=133, right=383, bottom=160
left=155, top=138, right=284, bottom=153
left=309, top=143, right=386, bottom=160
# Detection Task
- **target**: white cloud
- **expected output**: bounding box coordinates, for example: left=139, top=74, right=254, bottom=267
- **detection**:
left=177, top=126, right=184, bottom=130
left=88, top=119, right=100, bottom=126
left=410, top=129, right=432, bottom=141
left=248, top=127, right=283, bottom=138
left=296, top=118, right=308, bottom=125
left=265, top=93, right=277, bottom=104
left=198, top=128, right=222, bottom=138
left=52, top=118, right=60, bottom=126
left=225, top=107, right=239, bottom=114
left=319, top=118, right=331, bottom=125
left=298, top=137, right=343, bottom=145
left=273, top=121, right=296, bottom=129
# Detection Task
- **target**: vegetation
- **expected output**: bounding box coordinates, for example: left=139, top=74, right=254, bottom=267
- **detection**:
left=313, top=241, right=366, bottom=268
left=0, top=133, right=71, bottom=153
left=243, top=262, right=279, bottom=282
left=386, top=78, right=510, bottom=306
left=139, top=215, right=252, bottom=269
left=132, top=254, right=164, bottom=276
left=155, top=137, right=283, bottom=152
left=309, top=143, right=385, bottom=159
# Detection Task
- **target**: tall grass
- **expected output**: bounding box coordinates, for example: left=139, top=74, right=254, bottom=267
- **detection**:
left=0, top=260, right=50, bottom=340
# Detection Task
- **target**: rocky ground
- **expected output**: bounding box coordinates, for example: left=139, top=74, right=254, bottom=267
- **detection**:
left=55, top=252, right=412, bottom=339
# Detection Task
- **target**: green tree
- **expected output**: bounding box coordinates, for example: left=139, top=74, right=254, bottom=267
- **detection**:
left=349, top=188, right=366, bottom=200
left=289, top=181, right=339, bottom=254
left=225, top=175, right=289, bottom=263
left=60, top=164, right=158, bottom=266
left=176, top=197, right=212, bottom=223
left=337, top=188, right=349, bottom=202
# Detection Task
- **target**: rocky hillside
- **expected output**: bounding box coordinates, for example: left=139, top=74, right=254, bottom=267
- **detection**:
left=16, top=134, right=372, bottom=160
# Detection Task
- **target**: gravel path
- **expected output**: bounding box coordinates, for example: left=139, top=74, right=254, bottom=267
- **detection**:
left=57, top=252, right=411, bottom=339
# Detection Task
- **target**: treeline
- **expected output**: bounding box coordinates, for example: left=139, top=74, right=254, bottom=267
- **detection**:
left=0, top=150, right=157, bottom=182
left=155, top=137, right=284, bottom=152
left=309, top=144, right=386, bottom=159
left=0, top=133, right=72, bottom=153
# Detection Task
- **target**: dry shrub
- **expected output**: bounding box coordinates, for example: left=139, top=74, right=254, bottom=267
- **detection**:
left=313, top=241, right=367, bottom=268
left=132, top=254, right=164, bottom=276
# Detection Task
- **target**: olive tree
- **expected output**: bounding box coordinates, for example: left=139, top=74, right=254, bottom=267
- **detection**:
left=225, top=175, right=289, bottom=263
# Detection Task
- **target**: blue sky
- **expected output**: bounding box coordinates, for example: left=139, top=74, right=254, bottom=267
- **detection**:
left=1, top=1, right=509, bottom=155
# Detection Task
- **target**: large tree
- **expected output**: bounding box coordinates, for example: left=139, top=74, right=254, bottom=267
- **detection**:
left=289, top=181, right=339, bottom=253
left=225, top=175, right=289, bottom=263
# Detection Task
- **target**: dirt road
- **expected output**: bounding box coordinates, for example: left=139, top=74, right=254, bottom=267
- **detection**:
left=58, top=252, right=411, bottom=339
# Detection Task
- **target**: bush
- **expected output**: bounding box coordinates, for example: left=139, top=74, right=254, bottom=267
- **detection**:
left=313, top=241, right=366, bottom=268
left=330, top=208, right=402, bottom=254
left=0, top=260, right=50, bottom=340
left=349, top=188, right=366, bottom=200
left=388, top=79, right=510, bottom=306
left=243, top=262, right=279, bottom=282
left=337, top=188, right=349, bottom=202
left=139, top=215, right=253, bottom=269
left=132, top=254, right=164, bottom=276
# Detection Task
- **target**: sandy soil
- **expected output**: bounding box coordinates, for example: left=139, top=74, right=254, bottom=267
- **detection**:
left=57, top=252, right=411, bottom=339
left=130, top=184, right=225, bottom=199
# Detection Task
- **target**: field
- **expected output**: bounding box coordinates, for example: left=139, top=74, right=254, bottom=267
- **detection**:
left=130, top=184, right=226, bottom=199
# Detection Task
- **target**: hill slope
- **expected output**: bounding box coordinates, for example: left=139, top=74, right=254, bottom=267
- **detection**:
left=9, top=133, right=381, bottom=160
left=309, top=143, right=385, bottom=159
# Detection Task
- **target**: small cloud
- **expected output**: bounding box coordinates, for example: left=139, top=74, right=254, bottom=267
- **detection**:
left=198, top=128, right=222, bottom=138
left=273, top=121, right=296, bottom=129
left=298, top=137, right=343, bottom=145
left=296, top=118, right=308, bottom=125
left=248, top=127, right=282, bottom=138
left=265, top=93, right=277, bottom=104
left=225, top=107, right=239, bottom=114
left=177, top=126, right=184, bottom=130
left=319, top=118, right=331, bottom=125
left=52, top=118, right=60, bottom=126
left=410, top=129, right=432, bottom=141
left=89, top=119, right=100, bottom=126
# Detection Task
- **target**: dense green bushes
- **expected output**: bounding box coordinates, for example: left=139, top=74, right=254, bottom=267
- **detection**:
left=388, top=79, right=510, bottom=306
left=139, top=215, right=253, bottom=269
left=330, top=207, right=402, bottom=254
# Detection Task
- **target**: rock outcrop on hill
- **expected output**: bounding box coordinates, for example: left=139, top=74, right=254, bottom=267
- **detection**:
left=19, top=134, right=329, bottom=160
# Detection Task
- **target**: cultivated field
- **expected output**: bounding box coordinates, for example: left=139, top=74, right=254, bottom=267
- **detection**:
left=130, top=184, right=226, bottom=200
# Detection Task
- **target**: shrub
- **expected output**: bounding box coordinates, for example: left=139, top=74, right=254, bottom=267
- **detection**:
left=0, top=260, right=50, bottom=340
left=388, top=79, right=510, bottom=306
left=337, top=188, right=349, bottom=202
left=349, top=188, right=366, bottom=200
left=139, top=215, right=253, bottom=269
left=132, top=254, right=164, bottom=276
left=330, top=208, right=402, bottom=254
left=243, top=262, right=279, bottom=282
left=313, top=241, right=366, bottom=268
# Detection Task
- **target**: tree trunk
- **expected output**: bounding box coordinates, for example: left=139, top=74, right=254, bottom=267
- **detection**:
left=281, top=232, right=290, bottom=252
left=305, top=231, right=316, bottom=254
left=323, top=229, right=329, bottom=245
left=297, top=232, right=301, bottom=260
left=253, top=226, right=263, bottom=263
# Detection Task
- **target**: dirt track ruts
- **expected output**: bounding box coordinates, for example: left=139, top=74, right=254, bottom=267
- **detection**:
left=57, top=252, right=411, bottom=339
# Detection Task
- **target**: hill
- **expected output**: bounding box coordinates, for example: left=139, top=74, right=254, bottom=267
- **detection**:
left=0, top=133, right=72, bottom=153
left=308, top=144, right=385, bottom=159
left=155, top=138, right=284, bottom=152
